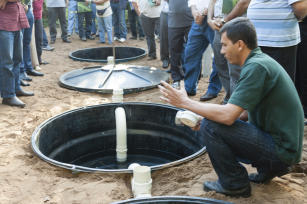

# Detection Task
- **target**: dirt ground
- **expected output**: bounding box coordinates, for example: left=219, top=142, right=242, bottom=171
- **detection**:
left=0, top=30, right=306, bottom=204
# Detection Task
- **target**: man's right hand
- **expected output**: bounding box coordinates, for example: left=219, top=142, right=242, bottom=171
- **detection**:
left=208, top=18, right=223, bottom=31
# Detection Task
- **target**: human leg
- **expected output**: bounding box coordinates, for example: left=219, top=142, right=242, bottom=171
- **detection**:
left=23, top=8, right=34, bottom=72
left=118, top=9, right=127, bottom=39
left=85, top=12, right=93, bottom=39
left=184, top=22, right=208, bottom=95
left=140, top=14, right=157, bottom=59
left=90, top=3, right=97, bottom=35
left=260, top=46, right=297, bottom=82
left=199, top=118, right=289, bottom=191
left=68, top=0, right=78, bottom=35
left=104, top=15, right=113, bottom=44
left=160, top=12, right=169, bottom=62
left=58, top=7, right=69, bottom=41
left=128, top=8, right=137, bottom=38
left=35, top=19, right=43, bottom=64
left=78, top=12, right=85, bottom=39
left=47, top=7, right=58, bottom=42
left=97, top=17, right=106, bottom=43
left=111, top=3, right=119, bottom=39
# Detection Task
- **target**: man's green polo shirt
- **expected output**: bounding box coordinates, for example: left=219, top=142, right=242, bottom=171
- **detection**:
left=228, top=47, right=304, bottom=165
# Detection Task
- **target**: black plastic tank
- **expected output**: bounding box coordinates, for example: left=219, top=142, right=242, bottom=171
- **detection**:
left=31, top=103, right=206, bottom=173
left=69, top=46, right=147, bottom=63
left=111, top=196, right=233, bottom=204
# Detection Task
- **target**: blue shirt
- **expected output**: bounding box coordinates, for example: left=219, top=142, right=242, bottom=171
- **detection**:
left=247, top=0, right=301, bottom=47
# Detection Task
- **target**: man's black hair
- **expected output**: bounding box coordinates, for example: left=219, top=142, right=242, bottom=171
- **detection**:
left=220, top=17, right=258, bottom=50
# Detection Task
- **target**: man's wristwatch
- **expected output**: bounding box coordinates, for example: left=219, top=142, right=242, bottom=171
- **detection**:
left=221, top=18, right=226, bottom=24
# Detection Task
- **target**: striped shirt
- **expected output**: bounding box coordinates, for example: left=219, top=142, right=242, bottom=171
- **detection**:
left=247, top=0, right=301, bottom=47
left=0, top=2, right=29, bottom=31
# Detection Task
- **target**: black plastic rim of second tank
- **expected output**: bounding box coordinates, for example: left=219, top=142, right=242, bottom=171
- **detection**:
left=31, top=102, right=207, bottom=173
left=69, top=46, right=147, bottom=63
left=111, top=196, right=233, bottom=204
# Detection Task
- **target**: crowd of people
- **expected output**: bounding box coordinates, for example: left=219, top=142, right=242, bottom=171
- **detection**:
left=0, top=0, right=307, bottom=199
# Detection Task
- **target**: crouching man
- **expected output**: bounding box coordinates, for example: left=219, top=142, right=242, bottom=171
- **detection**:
left=159, top=17, right=304, bottom=197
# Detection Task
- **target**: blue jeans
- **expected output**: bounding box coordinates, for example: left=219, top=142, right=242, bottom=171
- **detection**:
left=42, top=28, right=49, bottom=47
left=184, top=20, right=221, bottom=95
left=20, top=8, right=34, bottom=73
left=111, top=2, right=127, bottom=39
left=97, top=15, right=113, bottom=44
left=78, top=12, right=92, bottom=39
left=0, top=31, right=22, bottom=98
left=67, top=0, right=79, bottom=35
left=91, top=3, right=97, bottom=35
left=199, top=118, right=289, bottom=190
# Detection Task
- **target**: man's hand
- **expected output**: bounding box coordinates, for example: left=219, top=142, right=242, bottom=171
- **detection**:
left=208, top=18, right=223, bottom=31
left=155, top=0, right=160, bottom=6
left=191, top=6, right=204, bottom=25
left=158, top=81, right=190, bottom=109
left=0, top=0, right=8, bottom=10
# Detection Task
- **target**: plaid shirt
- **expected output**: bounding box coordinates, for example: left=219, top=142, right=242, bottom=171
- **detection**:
left=0, top=2, right=29, bottom=31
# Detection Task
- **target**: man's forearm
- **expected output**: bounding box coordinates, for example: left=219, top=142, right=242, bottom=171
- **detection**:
left=181, top=99, right=244, bottom=126
left=224, top=0, right=250, bottom=22
left=292, top=0, right=307, bottom=20
left=207, top=0, right=216, bottom=20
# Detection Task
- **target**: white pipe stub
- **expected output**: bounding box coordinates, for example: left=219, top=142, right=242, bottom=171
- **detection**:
left=115, top=107, right=127, bottom=162
left=131, top=165, right=152, bottom=198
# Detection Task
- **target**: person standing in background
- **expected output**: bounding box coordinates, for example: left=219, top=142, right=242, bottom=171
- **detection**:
left=168, top=0, right=193, bottom=89
left=130, top=0, right=161, bottom=60
left=67, top=0, right=79, bottom=37
left=110, top=0, right=127, bottom=42
left=76, top=0, right=94, bottom=41
left=0, top=0, right=34, bottom=107
left=160, top=0, right=169, bottom=69
left=128, top=1, right=144, bottom=40
left=295, top=17, right=307, bottom=125
left=94, top=0, right=113, bottom=44
left=247, top=0, right=307, bottom=81
left=46, top=0, right=71, bottom=44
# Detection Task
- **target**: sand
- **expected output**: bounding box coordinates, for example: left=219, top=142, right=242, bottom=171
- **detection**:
left=0, top=31, right=306, bottom=204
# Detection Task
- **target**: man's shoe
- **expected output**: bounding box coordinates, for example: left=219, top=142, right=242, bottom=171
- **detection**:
left=81, top=36, right=87, bottom=41
left=2, top=96, right=25, bottom=108
left=139, top=36, right=145, bottom=41
left=63, top=38, right=71, bottom=43
left=88, top=35, right=95, bottom=40
left=50, top=39, right=55, bottom=44
left=147, top=56, right=157, bottom=61
left=200, top=92, right=217, bottom=101
left=187, top=91, right=196, bottom=96
left=129, top=36, right=137, bottom=40
left=249, top=168, right=290, bottom=184
left=114, top=36, right=119, bottom=41
left=42, top=45, right=54, bottom=51
left=27, top=70, right=44, bottom=77
left=119, top=38, right=126, bottom=42
left=39, top=60, right=49, bottom=65
left=20, top=80, right=30, bottom=86
left=16, top=89, right=34, bottom=97
left=203, top=180, right=251, bottom=198
left=172, top=81, right=180, bottom=89
left=20, top=72, right=32, bottom=81
left=162, top=59, right=169, bottom=69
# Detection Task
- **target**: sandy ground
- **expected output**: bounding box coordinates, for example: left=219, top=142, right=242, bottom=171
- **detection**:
left=0, top=31, right=306, bottom=204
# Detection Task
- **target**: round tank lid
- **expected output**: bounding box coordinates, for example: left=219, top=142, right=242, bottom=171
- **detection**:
left=59, top=65, right=169, bottom=94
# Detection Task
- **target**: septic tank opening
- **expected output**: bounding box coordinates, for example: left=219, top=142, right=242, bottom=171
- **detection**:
left=31, top=103, right=206, bottom=173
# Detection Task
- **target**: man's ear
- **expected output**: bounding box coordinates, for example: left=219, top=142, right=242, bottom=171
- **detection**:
left=237, top=40, right=245, bottom=51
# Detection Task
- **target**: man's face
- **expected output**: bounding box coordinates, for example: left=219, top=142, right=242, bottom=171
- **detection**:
left=220, top=32, right=240, bottom=65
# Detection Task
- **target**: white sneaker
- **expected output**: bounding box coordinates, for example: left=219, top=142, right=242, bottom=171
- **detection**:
left=119, top=38, right=126, bottom=42
left=114, top=37, right=119, bottom=41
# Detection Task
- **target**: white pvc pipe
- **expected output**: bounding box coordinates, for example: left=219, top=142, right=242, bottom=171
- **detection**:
left=115, top=107, right=127, bottom=162
left=130, top=165, right=152, bottom=198
left=30, top=24, right=41, bottom=71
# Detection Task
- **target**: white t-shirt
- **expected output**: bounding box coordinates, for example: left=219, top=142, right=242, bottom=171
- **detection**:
left=188, top=0, right=210, bottom=12
left=96, top=1, right=112, bottom=17
left=129, top=0, right=161, bottom=18
left=46, top=0, right=66, bottom=7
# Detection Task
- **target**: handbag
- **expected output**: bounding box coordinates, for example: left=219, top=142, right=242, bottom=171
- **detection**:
left=97, top=6, right=109, bottom=16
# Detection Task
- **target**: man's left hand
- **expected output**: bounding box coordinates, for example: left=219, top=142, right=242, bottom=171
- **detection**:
left=158, top=81, right=189, bottom=109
